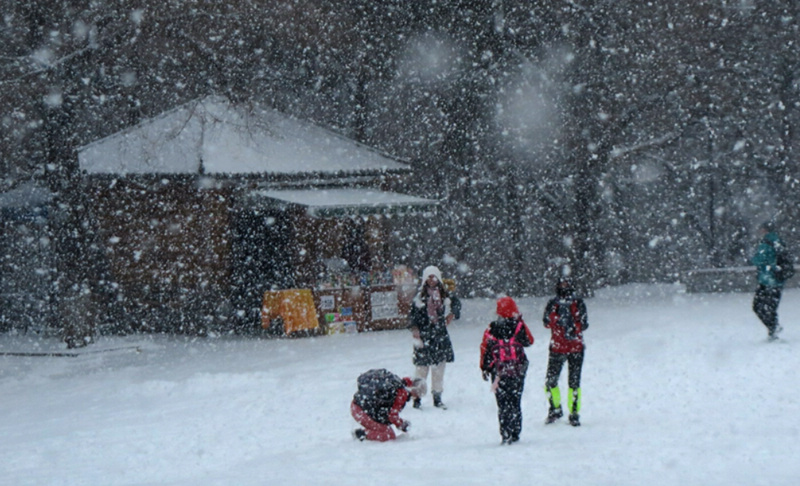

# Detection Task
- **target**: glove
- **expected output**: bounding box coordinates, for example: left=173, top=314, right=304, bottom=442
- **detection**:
left=399, top=420, right=410, bottom=432
left=482, top=371, right=491, bottom=382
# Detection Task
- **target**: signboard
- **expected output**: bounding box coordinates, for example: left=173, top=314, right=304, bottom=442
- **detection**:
left=370, top=291, right=401, bottom=320
left=261, top=289, right=320, bottom=334
left=320, top=295, right=335, bottom=310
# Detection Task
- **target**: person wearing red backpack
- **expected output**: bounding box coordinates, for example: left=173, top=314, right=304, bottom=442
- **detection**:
left=543, top=279, right=589, bottom=426
left=480, top=296, right=534, bottom=444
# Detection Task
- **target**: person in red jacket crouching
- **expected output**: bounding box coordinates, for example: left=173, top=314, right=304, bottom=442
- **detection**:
left=543, top=279, right=589, bottom=426
left=351, top=369, right=427, bottom=442
left=480, top=297, right=534, bottom=444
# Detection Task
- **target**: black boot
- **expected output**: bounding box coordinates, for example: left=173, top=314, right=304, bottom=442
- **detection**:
left=413, top=397, right=421, bottom=409
left=352, top=428, right=366, bottom=441
left=433, top=392, right=447, bottom=409
left=545, top=407, right=563, bottom=424
left=569, top=414, right=580, bottom=427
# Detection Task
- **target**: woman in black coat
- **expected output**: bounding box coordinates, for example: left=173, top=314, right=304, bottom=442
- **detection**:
left=407, top=265, right=461, bottom=409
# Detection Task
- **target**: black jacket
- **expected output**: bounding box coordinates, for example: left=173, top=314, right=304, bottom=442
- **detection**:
left=407, top=284, right=460, bottom=366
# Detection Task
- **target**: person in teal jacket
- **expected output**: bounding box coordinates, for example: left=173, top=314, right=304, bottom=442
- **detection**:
left=751, top=222, right=785, bottom=340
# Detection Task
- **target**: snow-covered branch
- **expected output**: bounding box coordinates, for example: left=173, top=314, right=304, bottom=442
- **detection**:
left=610, top=131, right=680, bottom=160
left=0, top=45, right=96, bottom=86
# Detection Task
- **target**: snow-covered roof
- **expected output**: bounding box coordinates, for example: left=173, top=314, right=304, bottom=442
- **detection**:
left=251, top=188, right=438, bottom=218
left=77, top=97, right=410, bottom=176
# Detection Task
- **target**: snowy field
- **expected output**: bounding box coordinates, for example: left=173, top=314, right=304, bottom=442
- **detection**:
left=1, top=284, right=798, bottom=486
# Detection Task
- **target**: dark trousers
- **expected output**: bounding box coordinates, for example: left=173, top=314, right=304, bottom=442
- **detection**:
left=753, top=285, right=782, bottom=334
left=545, top=351, right=584, bottom=390
left=495, top=374, right=525, bottom=442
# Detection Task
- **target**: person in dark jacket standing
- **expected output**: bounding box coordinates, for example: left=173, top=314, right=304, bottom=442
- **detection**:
left=543, top=280, right=588, bottom=426
left=351, top=369, right=427, bottom=442
left=751, top=222, right=789, bottom=341
left=480, top=296, right=534, bottom=444
left=408, top=265, right=461, bottom=409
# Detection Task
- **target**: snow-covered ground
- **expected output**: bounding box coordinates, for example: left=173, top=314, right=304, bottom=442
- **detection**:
left=1, top=284, right=798, bottom=486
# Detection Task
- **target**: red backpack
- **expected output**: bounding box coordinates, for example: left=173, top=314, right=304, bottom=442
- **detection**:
left=490, top=321, right=526, bottom=378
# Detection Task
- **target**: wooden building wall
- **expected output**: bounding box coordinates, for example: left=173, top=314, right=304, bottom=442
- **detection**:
left=84, top=177, right=406, bottom=334
left=291, top=211, right=391, bottom=288
left=88, top=178, right=232, bottom=333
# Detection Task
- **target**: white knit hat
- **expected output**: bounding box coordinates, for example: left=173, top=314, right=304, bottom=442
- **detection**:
left=421, top=265, right=443, bottom=284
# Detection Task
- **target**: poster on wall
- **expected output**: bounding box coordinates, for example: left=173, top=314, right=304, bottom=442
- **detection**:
left=370, top=291, right=400, bottom=320
left=320, top=295, right=335, bottom=310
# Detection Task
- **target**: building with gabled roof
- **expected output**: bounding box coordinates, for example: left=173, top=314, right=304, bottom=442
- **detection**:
left=76, top=96, right=436, bottom=334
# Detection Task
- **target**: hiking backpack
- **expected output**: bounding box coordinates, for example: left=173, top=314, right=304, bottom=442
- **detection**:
left=490, top=321, right=526, bottom=378
left=555, top=299, right=581, bottom=341
left=356, top=369, right=404, bottom=404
